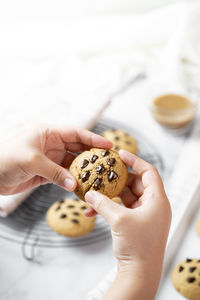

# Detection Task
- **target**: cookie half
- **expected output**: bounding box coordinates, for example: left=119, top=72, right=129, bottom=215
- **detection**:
left=172, top=258, right=200, bottom=300
left=69, top=148, right=128, bottom=200
left=46, top=198, right=96, bottom=237
left=102, top=129, right=138, bottom=154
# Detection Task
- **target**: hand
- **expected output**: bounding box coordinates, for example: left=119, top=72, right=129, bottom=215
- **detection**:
left=0, top=124, right=112, bottom=195
left=85, top=150, right=171, bottom=300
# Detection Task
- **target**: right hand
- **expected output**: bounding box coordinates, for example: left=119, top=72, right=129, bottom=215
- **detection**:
left=85, top=150, right=171, bottom=275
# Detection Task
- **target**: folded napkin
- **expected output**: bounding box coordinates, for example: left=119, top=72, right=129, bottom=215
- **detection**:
left=0, top=96, right=109, bottom=217
left=0, top=190, right=34, bottom=217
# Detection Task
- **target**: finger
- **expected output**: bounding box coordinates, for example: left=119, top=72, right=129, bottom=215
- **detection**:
left=32, top=154, right=77, bottom=191
left=119, top=150, right=163, bottom=190
left=2, top=176, right=49, bottom=195
left=84, top=207, right=97, bottom=217
left=58, top=127, right=113, bottom=149
left=85, top=191, right=125, bottom=226
left=46, top=150, right=76, bottom=167
left=119, top=186, right=138, bottom=208
left=127, top=172, right=144, bottom=196
left=62, top=152, right=77, bottom=168
left=63, top=143, right=93, bottom=153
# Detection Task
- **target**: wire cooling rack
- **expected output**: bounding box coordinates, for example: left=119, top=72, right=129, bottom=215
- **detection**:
left=0, top=119, right=164, bottom=260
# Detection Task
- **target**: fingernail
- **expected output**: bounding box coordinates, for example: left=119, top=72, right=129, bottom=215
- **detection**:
left=85, top=191, right=97, bottom=204
left=64, top=178, right=75, bottom=191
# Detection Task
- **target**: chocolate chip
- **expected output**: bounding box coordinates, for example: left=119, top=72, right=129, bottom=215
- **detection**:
left=55, top=205, right=61, bottom=211
left=108, top=170, right=118, bottom=182
left=91, top=155, right=98, bottom=163
left=189, top=267, right=197, bottom=273
left=73, top=212, right=80, bottom=216
left=125, top=140, right=131, bottom=144
left=60, top=213, right=67, bottom=218
left=74, top=198, right=80, bottom=201
left=81, top=159, right=89, bottom=169
left=179, top=266, right=184, bottom=272
left=80, top=206, right=87, bottom=210
left=96, top=164, right=105, bottom=174
left=114, top=146, right=119, bottom=150
left=93, top=178, right=103, bottom=190
left=59, top=200, right=64, bottom=204
left=186, top=258, right=193, bottom=263
left=102, top=150, right=109, bottom=157
left=115, top=136, right=119, bottom=140
left=107, top=158, right=116, bottom=166
left=67, top=205, right=75, bottom=209
left=71, top=219, right=79, bottom=224
left=81, top=171, right=90, bottom=182
left=197, top=260, right=200, bottom=263
left=187, top=277, right=196, bottom=283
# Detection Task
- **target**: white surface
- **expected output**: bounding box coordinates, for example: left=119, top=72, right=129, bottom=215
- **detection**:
left=0, top=236, right=115, bottom=300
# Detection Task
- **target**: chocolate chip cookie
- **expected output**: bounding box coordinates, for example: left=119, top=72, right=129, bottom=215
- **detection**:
left=172, top=258, right=200, bottom=300
left=46, top=198, right=96, bottom=237
left=69, top=148, right=128, bottom=200
left=102, top=129, right=138, bottom=154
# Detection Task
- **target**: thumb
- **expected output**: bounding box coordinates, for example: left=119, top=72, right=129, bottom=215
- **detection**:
left=85, top=191, right=122, bottom=226
left=35, top=155, right=76, bottom=191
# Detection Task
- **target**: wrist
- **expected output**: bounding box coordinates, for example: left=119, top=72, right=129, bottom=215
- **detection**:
left=103, top=260, right=162, bottom=300
left=118, top=255, right=163, bottom=274
left=120, top=258, right=163, bottom=295
left=117, top=242, right=166, bottom=276
left=115, top=261, right=161, bottom=300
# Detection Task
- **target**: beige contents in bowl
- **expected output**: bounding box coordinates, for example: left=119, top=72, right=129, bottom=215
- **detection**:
left=151, top=94, right=196, bottom=129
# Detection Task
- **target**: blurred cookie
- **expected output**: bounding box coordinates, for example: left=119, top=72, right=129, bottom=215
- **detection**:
left=196, top=220, right=200, bottom=236
left=69, top=148, right=128, bottom=200
left=112, top=197, right=122, bottom=204
left=102, top=129, right=138, bottom=154
left=172, top=258, right=200, bottom=300
left=46, top=198, right=96, bottom=237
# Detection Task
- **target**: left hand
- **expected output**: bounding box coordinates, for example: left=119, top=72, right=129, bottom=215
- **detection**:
left=0, top=124, right=112, bottom=195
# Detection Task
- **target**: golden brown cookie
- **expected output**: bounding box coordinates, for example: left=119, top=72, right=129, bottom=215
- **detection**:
left=172, top=258, right=200, bottom=300
left=69, top=148, right=128, bottom=201
left=102, top=129, right=138, bottom=154
left=46, top=198, right=96, bottom=237
left=196, top=220, right=200, bottom=236
left=112, top=197, right=122, bottom=204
